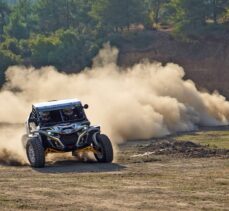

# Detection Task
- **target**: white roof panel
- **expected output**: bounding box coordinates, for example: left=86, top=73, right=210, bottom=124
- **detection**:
left=33, top=99, right=81, bottom=111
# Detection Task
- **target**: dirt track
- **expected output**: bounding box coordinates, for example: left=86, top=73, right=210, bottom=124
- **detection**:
left=0, top=137, right=229, bottom=211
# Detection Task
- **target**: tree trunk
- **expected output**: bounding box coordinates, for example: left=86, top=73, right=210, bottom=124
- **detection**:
left=213, top=0, right=217, bottom=24
left=154, top=0, right=161, bottom=24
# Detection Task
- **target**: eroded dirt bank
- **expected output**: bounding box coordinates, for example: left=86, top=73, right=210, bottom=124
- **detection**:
left=118, top=31, right=229, bottom=98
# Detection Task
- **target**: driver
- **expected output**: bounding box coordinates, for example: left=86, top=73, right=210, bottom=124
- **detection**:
left=39, top=111, right=51, bottom=122
left=63, top=107, right=76, bottom=120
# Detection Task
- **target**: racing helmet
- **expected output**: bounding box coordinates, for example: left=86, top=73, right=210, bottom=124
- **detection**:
left=39, top=111, right=50, bottom=121
left=63, top=107, right=74, bottom=116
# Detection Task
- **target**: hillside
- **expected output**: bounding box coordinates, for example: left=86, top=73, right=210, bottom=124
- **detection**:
left=118, top=30, right=229, bottom=98
left=1, top=0, right=229, bottom=92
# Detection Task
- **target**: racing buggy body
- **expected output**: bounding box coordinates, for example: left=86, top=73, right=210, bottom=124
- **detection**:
left=23, top=99, right=113, bottom=168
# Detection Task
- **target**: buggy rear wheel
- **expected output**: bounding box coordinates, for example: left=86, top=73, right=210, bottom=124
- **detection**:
left=26, top=137, right=45, bottom=168
left=94, top=134, right=113, bottom=163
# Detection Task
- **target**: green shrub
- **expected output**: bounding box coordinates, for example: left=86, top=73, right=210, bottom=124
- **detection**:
left=29, top=34, right=60, bottom=66
left=0, top=49, right=21, bottom=84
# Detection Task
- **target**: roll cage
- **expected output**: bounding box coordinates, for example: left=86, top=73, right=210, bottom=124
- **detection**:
left=28, top=99, right=89, bottom=128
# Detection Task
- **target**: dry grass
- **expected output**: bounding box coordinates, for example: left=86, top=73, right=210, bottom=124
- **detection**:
left=0, top=129, right=229, bottom=210
left=175, top=129, right=229, bottom=149
left=0, top=158, right=228, bottom=211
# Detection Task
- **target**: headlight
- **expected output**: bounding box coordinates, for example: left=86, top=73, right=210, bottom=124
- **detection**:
left=48, top=131, right=60, bottom=137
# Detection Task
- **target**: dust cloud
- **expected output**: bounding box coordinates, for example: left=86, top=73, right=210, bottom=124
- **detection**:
left=0, top=124, right=26, bottom=165
left=1, top=43, right=229, bottom=165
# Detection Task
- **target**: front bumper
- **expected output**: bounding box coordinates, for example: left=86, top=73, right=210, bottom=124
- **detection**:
left=40, top=126, right=100, bottom=152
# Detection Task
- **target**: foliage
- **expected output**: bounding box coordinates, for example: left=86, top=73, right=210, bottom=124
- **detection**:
left=0, top=0, right=229, bottom=84
left=90, top=0, right=145, bottom=32
left=29, top=33, right=60, bottom=66
left=0, top=0, right=10, bottom=40
left=144, top=0, right=169, bottom=28
left=0, top=49, right=21, bottom=84
left=167, top=0, right=229, bottom=38
left=4, top=0, right=35, bottom=40
left=29, top=28, right=101, bottom=69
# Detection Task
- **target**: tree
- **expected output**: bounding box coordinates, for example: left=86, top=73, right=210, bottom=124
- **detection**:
left=29, top=33, right=60, bottom=66
left=4, top=0, right=35, bottom=40
left=168, top=0, right=208, bottom=34
left=34, top=0, right=65, bottom=33
left=34, top=0, right=94, bottom=33
left=29, top=28, right=100, bottom=69
left=65, top=0, right=94, bottom=29
left=207, top=0, right=229, bottom=24
left=144, top=0, right=169, bottom=28
left=0, top=0, right=10, bottom=41
left=90, top=0, right=145, bottom=32
left=0, top=49, right=20, bottom=69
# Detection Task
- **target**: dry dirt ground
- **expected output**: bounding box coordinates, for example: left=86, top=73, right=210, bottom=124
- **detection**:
left=0, top=128, right=229, bottom=211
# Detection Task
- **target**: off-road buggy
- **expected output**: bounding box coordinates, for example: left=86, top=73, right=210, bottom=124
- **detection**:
left=22, top=99, right=113, bottom=168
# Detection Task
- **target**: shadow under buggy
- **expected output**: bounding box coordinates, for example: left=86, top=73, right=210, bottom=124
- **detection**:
left=22, top=99, right=113, bottom=168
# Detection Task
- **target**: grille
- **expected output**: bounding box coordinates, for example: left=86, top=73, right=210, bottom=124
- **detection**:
left=60, top=134, right=77, bottom=146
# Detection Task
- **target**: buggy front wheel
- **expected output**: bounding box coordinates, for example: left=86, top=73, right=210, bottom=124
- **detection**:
left=26, top=137, right=45, bottom=168
left=93, top=134, right=113, bottom=163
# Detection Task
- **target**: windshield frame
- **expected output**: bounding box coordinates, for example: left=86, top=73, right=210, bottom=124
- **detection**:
left=38, top=106, right=87, bottom=127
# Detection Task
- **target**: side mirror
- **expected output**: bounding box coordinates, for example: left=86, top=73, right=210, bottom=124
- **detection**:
left=83, top=104, right=89, bottom=109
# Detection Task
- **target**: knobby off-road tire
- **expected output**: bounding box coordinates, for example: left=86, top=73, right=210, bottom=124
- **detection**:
left=26, top=137, right=45, bottom=168
left=94, top=134, right=113, bottom=163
